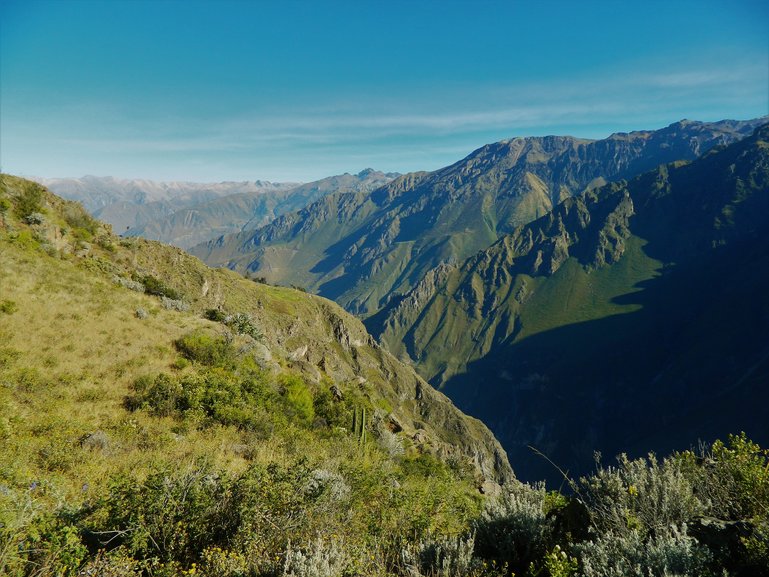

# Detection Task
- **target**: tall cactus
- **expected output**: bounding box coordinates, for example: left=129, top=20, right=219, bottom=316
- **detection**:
left=352, top=406, right=367, bottom=448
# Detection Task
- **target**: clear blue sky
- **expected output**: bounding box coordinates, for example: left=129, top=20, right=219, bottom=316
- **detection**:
left=1, top=0, right=767, bottom=182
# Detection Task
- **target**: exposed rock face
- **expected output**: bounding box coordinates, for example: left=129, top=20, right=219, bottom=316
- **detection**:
left=191, top=118, right=765, bottom=316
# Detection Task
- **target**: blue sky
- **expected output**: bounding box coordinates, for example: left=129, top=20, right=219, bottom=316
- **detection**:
left=1, top=0, right=767, bottom=182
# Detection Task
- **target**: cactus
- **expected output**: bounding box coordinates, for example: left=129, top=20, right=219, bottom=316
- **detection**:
left=352, top=407, right=368, bottom=448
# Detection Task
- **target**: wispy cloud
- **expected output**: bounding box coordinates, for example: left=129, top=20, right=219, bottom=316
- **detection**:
left=3, top=62, right=766, bottom=181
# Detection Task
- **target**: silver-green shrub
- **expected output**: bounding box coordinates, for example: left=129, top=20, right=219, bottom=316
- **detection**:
left=113, top=275, right=145, bottom=293
left=161, top=296, right=190, bottom=312
left=281, top=537, right=346, bottom=577
left=474, top=481, right=551, bottom=570
left=401, top=533, right=476, bottom=577
left=579, top=453, right=704, bottom=537
left=223, top=312, right=263, bottom=341
left=576, top=524, right=714, bottom=577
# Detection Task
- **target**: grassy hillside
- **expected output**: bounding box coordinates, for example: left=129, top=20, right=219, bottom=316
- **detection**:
left=0, top=175, right=513, bottom=575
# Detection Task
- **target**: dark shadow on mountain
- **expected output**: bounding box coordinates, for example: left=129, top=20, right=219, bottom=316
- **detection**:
left=442, top=237, right=769, bottom=485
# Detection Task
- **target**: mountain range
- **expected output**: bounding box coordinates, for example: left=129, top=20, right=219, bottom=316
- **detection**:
left=191, top=118, right=766, bottom=316
left=38, top=171, right=398, bottom=249
left=35, top=175, right=300, bottom=233
left=188, top=117, right=768, bottom=482
left=123, top=169, right=398, bottom=248
left=368, top=123, right=769, bottom=481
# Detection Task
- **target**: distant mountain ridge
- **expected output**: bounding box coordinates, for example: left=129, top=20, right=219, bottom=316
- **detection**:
left=36, top=175, right=301, bottom=233
left=125, top=169, right=399, bottom=248
left=369, top=123, right=769, bottom=482
left=191, top=117, right=767, bottom=315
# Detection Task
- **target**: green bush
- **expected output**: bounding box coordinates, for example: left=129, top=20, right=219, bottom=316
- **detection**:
left=223, top=312, right=263, bottom=341
left=91, top=462, right=235, bottom=567
left=127, top=367, right=274, bottom=432
left=139, top=275, right=181, bottom=300
left=0, top=300, right=17, bottom=314
left=313, top=387, right=352, bottom=429
left=14, top=182, right=44, bottom=220
left=204, top=308, right=227, bottom=322
left=280, top=374, right=315, bottom=424
left=0, top=487, right=87, bottom=577
left=174, top=332, right=235, bottom=367
left=400, top=453, right=452, bottom=480
left=62, top=204, right=98, bottom=238
left=695, top=432, right=768, bottom=520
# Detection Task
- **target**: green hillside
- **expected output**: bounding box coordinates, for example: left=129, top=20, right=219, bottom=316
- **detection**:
left=371, top=124, right=769, bottom=483
left=0, top=175, right=514, bottom=576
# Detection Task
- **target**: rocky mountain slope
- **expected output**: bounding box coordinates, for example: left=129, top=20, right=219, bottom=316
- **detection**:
left=191, top=118, right=766, bottom=315
left=124, top=169, right=398, bottom=248
left=36, top=175, right=300, bottom=232
left=0, top=174, right=512, bottom=486
left=369, top=124, right=769, bottom=482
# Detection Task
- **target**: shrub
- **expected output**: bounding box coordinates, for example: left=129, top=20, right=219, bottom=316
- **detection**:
left=139, top=275, right=181, bottom=300
left=126, top=373, right=181, bottom=416
left=578, top=452, right=704, bottom=537
left=0, top=300, right=17, bottom=314
left=204, top=308, right=227, bottom=322
left=401, top=453, right=452, bottom=480
left=575, top=524, right=714, bottom=577
left=402, top=533, right=476, bottom=577
left=127, top=367, right=274, bottom=431
left=14, top=182, right=43, bottom=220
left=282, top=536, right=347, bottom=577
left=174, top=332, right=235, bottom=367
left=678, top=432, right=769, bottom=520
left=535, top=544, right=578, bottom=577
left=113, top=275, right=145, bottom=292
left=92, top=462, right=235, bottom=567
left=22, top=211, right=45, bottom=225
left=0, top=486, right=87, bottom=577
left=313, top=387, right=352, bottom=429
left=280, top=374, right=315, bottom=424
left=62, top=203, right=98, bottom=237
left=198, top=546, right=248, bottom=577
left=223, top=312, right=263, bottom=341
left=233, top=461, right=320, bottom=557
left=474, top=481, right=552, bottom=573
left=161, top=296, right=189, bottom=312
left=305, top=469, right=351, bottom=503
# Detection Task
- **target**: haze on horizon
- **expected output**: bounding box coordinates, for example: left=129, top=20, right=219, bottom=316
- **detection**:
left=1, top=0, right=767, bottom=183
